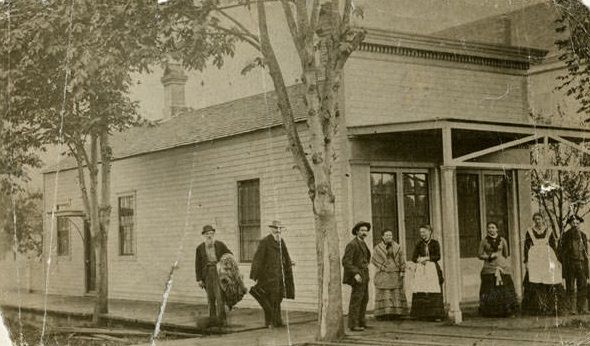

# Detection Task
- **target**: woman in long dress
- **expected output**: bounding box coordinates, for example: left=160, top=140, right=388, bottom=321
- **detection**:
left=410, top=225, right=445, bottom=321
left=372, top=229, right=408, bottom=320
left=521, top=212, right=566, bottom=315
left=478, top=221, right=518, bottom=317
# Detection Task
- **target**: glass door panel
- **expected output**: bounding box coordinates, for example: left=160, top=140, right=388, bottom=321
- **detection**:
left=370, top=172, right=399, bottom=246
left=403, top=173, right=430, bottom=257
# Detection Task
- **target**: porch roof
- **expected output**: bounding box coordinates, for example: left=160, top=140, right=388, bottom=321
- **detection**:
left=347, top=117, right=590, bottom=140
left=348, top=117, right=590, bottom=171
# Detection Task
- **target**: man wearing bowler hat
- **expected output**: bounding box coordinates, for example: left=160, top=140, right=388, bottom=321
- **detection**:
left=560, top=215, right=589, bottom=314
left=342, top=221, right=371, bottom=331
left=195, top=224, right=232, bottom=325
left=250, top=220, right=295, bottom=328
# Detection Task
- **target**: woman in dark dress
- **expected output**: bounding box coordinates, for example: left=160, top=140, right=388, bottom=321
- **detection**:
left=410, top=225, right=445, bottom=321
left=521, top=212, right=566, bottom=315
left=478, top=221, right=518, bottom=317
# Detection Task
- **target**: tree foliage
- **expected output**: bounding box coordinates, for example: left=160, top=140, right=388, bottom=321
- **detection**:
left=531, top=141, right=590, bottom=235
left=0, top=0, right=172, bottom=325
left=0, top=189, right=43, bottom=258
left=554, top=0, right=590, bottom=119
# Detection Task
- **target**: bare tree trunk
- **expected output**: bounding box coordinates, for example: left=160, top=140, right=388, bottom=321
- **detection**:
left=97, top=131, right=111, bottom=318
left=314, top=207, right=344, bottom=340
left=88, top=134, right=104, bottom=323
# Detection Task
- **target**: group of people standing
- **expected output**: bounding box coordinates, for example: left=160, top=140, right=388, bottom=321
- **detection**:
left=194, top=220, right=294, bottom=328
left=195, top=212, right=589, bottom=331
left=342, top=212, right=590, bottom=332
left=478, top=213, right=590, bottom=317
left=342, top=222, right=445, bottom=331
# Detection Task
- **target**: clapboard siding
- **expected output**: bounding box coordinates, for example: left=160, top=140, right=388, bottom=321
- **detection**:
left=344, top=53, right=528, bottom=127
left=41, top=125, right=350, bottom=311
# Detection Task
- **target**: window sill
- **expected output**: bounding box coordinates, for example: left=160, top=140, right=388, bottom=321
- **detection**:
left=117, top=254, right=138, bottom=262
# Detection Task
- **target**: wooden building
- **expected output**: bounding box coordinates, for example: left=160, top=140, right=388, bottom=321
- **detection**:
left=4, top=3, right=590, bottom=323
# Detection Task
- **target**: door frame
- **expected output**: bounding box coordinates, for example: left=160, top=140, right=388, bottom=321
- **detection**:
left=369, top=167, right=434, bottom=256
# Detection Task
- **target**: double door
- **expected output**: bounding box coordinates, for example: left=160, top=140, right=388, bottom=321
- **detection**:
left=370, top=169, right=431, bottom=258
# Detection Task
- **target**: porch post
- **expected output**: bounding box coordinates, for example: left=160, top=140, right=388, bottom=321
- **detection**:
left=440, top=166, right=463, bottom=324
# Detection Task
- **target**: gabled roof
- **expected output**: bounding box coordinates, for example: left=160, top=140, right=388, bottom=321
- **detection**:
left=44, top=84, right=307, bottom=173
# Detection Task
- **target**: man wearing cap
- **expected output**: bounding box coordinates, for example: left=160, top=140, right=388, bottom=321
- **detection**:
left=250, top=220, right=295, bottom=328
left=195, top=224, right=232, bottom=325
left=342, top=221, right=371, bottom=331
left=560, top=215, right=589, bottom=314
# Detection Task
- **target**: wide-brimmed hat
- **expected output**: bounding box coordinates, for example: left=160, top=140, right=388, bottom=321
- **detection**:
left=202, top=224, right=216, bottom=234
left=352, top=221, right=371, bottom=235
left=568, top=215, right=585, bottom=224
left=268, top=220, right=285, bottom=229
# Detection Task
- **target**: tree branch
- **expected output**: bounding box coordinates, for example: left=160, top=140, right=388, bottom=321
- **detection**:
left=280, top=0, right=305, bottom=63
left=210, top=22, right=261, bottom=51
left=256, top=0, right=314, bottom=194
left=309, top=0, right=320, bottom=34
left=68, top=142, right=91, bottom=219
left=215, top=8, right=260, bottom=43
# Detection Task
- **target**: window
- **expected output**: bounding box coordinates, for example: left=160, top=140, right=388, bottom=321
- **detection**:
left=457, top=173, right=510, bottom=258
left=238, top=179, right=261, bottom=262
left=457, top=174, right=482, bottom=258
left=118, top=195, right=135, bottom=256
left=484, top=175, right=510, bottom=253
left=371, top=173, right=399, bottom=245
left=56, top=217, right=70, bottom=256
left=403, top=173, right=430, bottom=257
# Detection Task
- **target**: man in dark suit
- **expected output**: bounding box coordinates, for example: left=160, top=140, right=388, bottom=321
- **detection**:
left=342, top=221, right=371, bottom=331
left=250, top=220, right=295, bottom=328
left=195, top=224, right=232, bottom=325
left=560, top=215, right=589, bottom=314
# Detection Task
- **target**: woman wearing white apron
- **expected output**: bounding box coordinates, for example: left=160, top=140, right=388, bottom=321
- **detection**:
left=522, top=212, right=566, bottom=315
left=410, top=225, right=445, bottom=321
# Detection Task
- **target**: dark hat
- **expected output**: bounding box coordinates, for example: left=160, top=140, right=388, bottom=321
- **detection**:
left=352, top=221, right=371, bottom=235
left=268, top=220, right=285, bottom=229
left=202, top=224, right=216, bottom=234
left=568, top=215, right=584, bottom=224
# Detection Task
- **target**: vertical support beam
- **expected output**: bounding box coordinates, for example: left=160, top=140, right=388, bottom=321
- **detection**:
left=509, top=170, right=523, bottom=301
left=442, top=126, right=453, bottom=166
left=440, top=166, right=462, bottom=324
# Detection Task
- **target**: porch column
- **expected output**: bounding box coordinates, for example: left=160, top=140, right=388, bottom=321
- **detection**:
left=440, top=166, right=462, bottom=324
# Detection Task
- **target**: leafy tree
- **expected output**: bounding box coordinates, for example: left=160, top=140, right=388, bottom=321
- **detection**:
left=530, top=0, right=590, bottom=232
left=159, top=0, right=365, bottom=340
left=0, top=189, right=43, bottom=258
left=531, top=141, right=590, bottom=236
left=0, top=0, right=168, bottom=325
left=554, top=0, right=590, bottom=119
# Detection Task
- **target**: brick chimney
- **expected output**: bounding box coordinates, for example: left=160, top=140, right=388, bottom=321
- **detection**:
left=161, top=62, right=188, bottom=118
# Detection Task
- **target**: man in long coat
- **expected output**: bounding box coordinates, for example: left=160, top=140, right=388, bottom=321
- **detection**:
left=250, top=220, right=295, bottom=328
left=195, top=224, right=232, bottom=325
left=560, top=215, right=589, bottom=314
left=342, top=221, right=371, bottom=331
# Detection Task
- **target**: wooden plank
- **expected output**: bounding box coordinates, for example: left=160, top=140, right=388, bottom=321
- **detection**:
left=550, top=135, right=590, bottom=156
left=452, top=134, right=539, bottom=163
left=455, top=161, right=590, bottom=172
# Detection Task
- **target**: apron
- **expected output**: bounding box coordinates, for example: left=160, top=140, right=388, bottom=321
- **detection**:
left=413, top=261, right=441, bottom=293
left=527, top=228, right=562, bottom=285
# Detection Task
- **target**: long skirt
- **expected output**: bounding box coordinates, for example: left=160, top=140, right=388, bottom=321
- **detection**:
left=374, top=287, right=408, bottom=319
left=410, top=292, right=445, bottom=320
left=479, top=273, right=518, bottom=317
left=521, top=273, right=567, bottom=315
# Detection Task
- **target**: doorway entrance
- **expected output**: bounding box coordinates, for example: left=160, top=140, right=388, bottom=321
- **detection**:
left=456, top=171, right=511, bottom=301
left=370, top=169, right=431, bottom=258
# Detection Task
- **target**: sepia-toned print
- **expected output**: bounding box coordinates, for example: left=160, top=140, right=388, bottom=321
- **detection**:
left=2, top=1, right=590, bottom=345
